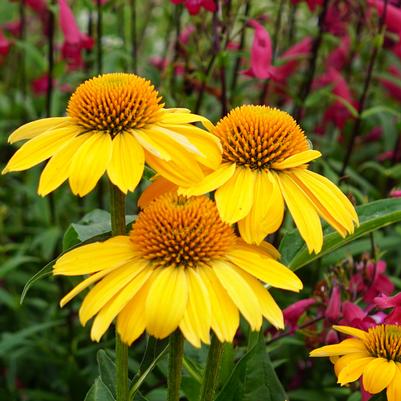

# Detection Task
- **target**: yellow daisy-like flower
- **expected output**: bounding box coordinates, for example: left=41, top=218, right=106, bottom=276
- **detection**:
left=310, top=324, right=401, bottom=401
left=179, top=105, right=358, bottom=253
left=53, top=193, right=302, bottom=347
left=2, top=73, right=221, bottom=196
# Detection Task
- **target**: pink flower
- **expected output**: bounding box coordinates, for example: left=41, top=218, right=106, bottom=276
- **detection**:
left=290, top=0, right=323, bottom=12
left=363, top=261, right=394, bottom=303
left=26, top=0, right=47, bottom=14
left=242, top=19, right=274, bottom=80
left=374, top=292, right=401, bottom=309
left=31, top=74, right=71, bottom=95
left=340, top=301, right=376, bottom=330
left=369, top=0, right=401, bottom=37
left=364, top=127, right=382, bottom=143
left=283, top=298, right=316, bottom=330
left=3, top=20, right=22, bottom=37
left=390, top=188, right=401, bottom=197
left=179, top=25, right=195, bottom=45
left=58, top=0, right=94, bottom=70
left=0, top=29, right=10, bottom=57
left=325, top=285, right=341, bottom=322
left=171, top=0, right=216, bottom=15
left=327, top=35, right=350, bottom=71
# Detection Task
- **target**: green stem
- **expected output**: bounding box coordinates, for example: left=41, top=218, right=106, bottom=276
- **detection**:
left=168, top=331, right=184, bottom=401
left=109, top=182, right=128, bottom=401
left=199, top=334, right=224, bottom=401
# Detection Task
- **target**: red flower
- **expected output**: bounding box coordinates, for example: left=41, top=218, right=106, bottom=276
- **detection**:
left=325, top=285, right=341, bottom=322
left=283, top=298, right=316, bottom=330
left=290, top=0, right=323, bottom=12
left=0, top=29, right=10, bottom=57
left=327, top=35, right=350, bottom=71
left=171, top=0, right=216, bottom=15
left=369, top=0, right=401, bottom=37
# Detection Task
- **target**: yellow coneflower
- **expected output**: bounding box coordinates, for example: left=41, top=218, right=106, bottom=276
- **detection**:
left=2, top=73, right=221, bottom=196
left=179, top=105, right=358, bottom=253
left=310, top=325, right=401, bottom=401
left=53, top=193, right=302, bottom=347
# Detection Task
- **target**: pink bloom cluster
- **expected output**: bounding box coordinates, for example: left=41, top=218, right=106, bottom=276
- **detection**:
left=170, top=0, right=216, bottom=15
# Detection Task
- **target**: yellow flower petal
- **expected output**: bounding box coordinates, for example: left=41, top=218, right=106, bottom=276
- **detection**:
left=90, top=268, right=152, bottom=341
left=235, top=240, right=281, bottom=260
left=334, top=352, right=371, bottom=377
left=38, top=133, right=92, bottom=196
left=138, top=176, right=178, bottom=209
left=145, top=266, right=188, bottom=338
left=234, top=267, right=284, bottom=329
left=238, top=171, right=284, bottom=244
left=363, top=358, right=396, bottom=394
left=161, top=123, right=222, bottom=169
left=212, top=259, right=262, bottom=331
left=179, top=268, right=211, bottom=348
left=158, top=110, right=211, bottom=125
left=215, top=167, right=256, bottom=224
left=2, top=126, right=81, bottom=173
left=337, top=356, right=375, bottom=385
left=271, top=150, right=321, bottom=169
left=275, top=171, right=323, bottom=253
left=107, top=132, right=145, bottom=194
left=333, top=325, right=368, bottom=340
left=197, top=264, right=239, bottom=343
left=69, top=132, right=113, bottom=196
left=8, top=117, right=72, bottom=144
left=178, top=163, right=235, bottom=197
left=227, top=248, right=303, bottom=292
left=387, top=363, right=401, bottom=401
left=310, top=338, right=367, bottom=357
left=79, top=259, right=148, bottom=325
left=117, top=276, right=155, bottom=345
left=53, top=236, right=135, bottom=276
left=132, top=129, right=171, bottom=160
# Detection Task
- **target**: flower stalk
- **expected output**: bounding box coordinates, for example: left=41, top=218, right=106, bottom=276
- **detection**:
left=109, top=182, right=129, bottom=401
left=199, top=334, right=224, bottom=401
left=168, top=330, right=184, bottom=401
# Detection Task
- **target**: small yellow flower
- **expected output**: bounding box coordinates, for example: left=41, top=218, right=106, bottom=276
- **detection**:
left=310, top=325, right=401, bottom=401
left=54, top=193, right=302, bottom=347
left=179, top=105, right=358, bottom=253
left=2, top=73, right=221, bottom=196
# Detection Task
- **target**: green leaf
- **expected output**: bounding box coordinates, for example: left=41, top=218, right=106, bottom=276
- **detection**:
left=20, top=261, right=53, bottom=304
left=216, top=333, right=287, bottom=401
left=360, top=105, right=401, bottom=120
left=97, top=350, right=117, bottom=398
left=84, top=377, right=116, bottom=401
left=280, top=198, right=401, bottom=270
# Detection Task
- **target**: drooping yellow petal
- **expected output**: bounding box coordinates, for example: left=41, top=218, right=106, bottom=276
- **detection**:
left=337, top=356, right=375, bottom=385
left=8, top=117, right=73, bottom=144
left=138, top=176, right=178, bottom=209
left=145, top=266, right=188, bottom=338
left=69, top=132, right=113, bottom=196
left=117, top=275, right=155, bottom=345
left=198, top=264, right=239, bottom=343
left=107, top=132, right=145, bottom=194
left=234, top=267, right=284, bottom=329
left=387, top=363, right=401, bottom=401
left=161, top=123, right=222, bottom=169
left=333, top=325, right=368, bottom=341
left=310, top=338, right=367, bottom=357
left=145, top=151, right=204, bottom=187
left=179, top=268, right=211, bottom=348
left=178, top=163, right=235, bottom=197
left=132, top=129, right=171, bottom=160
left=158, top=110, right=211, bottom=126
left=334, top=352, right=372, bottom=377
left=215, top=167, right=256, bottom=224
left=2, top=126, right=81, bottom=173
left=271, top=150, right=321, bottom=169
left=38, top=133, right=92, bottom=196
left=53, top=236, right=135, bottom=276
left=275, top=171, right=323, bottom=253
left=238, top=171, right=284, bottom=244
left=226, top=248, right=303, bottom=292
left=212, top=260, right=263, bottom=331
left=90, top=268, right=152, bottom=341
left=60, top=266, right=117, bottom=307
left=79, top=259, right=148, bottom=325
left=363, top=358, right=396, bottom=394
left=235, top=240, right=280, bottom=260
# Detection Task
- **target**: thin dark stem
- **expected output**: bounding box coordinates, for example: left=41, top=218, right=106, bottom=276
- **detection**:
left=259, top=0, right=285, bottom=104
left=130, top=0, right=137, bottom=73
left=46, top=2, right=55, bottom=118
left=339, top=0, right=389, bottom=178
left=287, top=0, right=297, bottom=47
left=292, top=0, right=330, bottom=121
left=198, top=334, right=224, bottom=401
left=19, top=0, right=26, bottom=99
left=96, top=0, right=103, bottom=74
left=267, top=316, right=324, bottom=345
left=230, top=0, right=251, bottom=95
left=167, top=331, right=184, bottom=401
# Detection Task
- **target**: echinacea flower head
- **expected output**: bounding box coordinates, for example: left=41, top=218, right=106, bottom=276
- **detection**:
left=2, top=73, right=221, bottom=196
left=179, top=105, right=358, bottom=253
left=310, top=324, right=401, bottom=401
left=54, top=193, right=302, bottom=347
